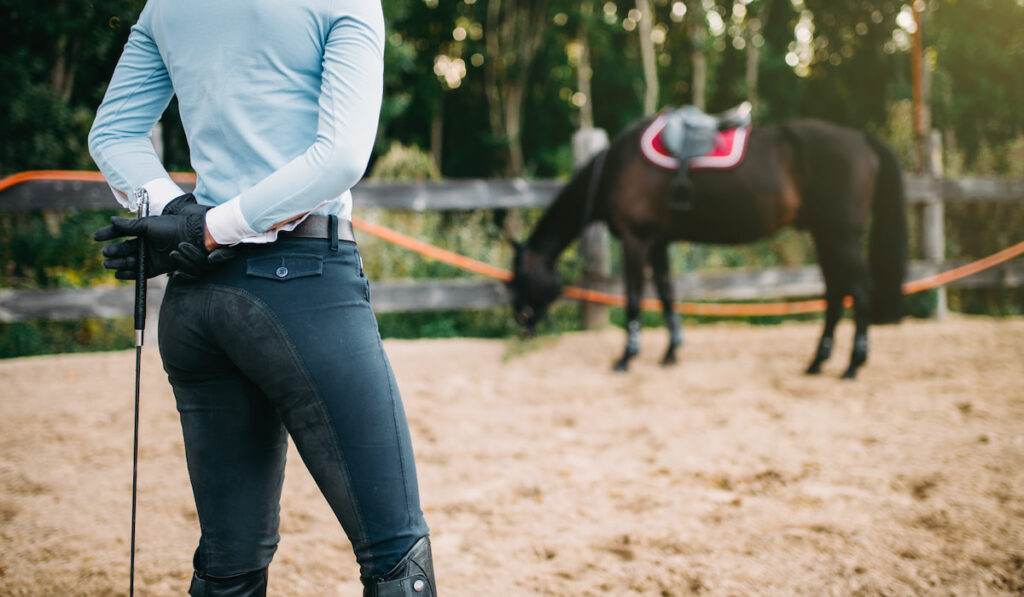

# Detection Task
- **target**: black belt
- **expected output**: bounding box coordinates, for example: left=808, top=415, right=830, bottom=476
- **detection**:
left=278, top=215, right=356, bottom=243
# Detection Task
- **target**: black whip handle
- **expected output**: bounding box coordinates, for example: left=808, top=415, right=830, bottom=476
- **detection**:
left=134, top=204, right=148, bottom=335
left=135, top=245, right=146, bottom=332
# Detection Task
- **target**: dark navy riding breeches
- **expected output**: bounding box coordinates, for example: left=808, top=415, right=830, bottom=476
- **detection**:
left=157, top=235, right=429, bottom=581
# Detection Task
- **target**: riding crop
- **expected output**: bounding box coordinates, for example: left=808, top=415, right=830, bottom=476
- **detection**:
left=129, top=190, right=149, bottom=596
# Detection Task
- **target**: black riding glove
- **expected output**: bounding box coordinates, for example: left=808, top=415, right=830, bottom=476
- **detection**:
left=169, top=241, right=237, bottom=280
left=95, top=210, right=206, bottom=252
left=159, top=194, right=237, bottom=278
left=95, top=193, right=233, bottom=279
left=95, top=194, right=213, bottom=279
left=163, top=192, right=208, bottom=217
left=98, top=234, right=175, bottom=280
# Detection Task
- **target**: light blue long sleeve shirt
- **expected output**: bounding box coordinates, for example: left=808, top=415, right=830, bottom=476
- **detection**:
left=88, top=0, right=384, bottom=245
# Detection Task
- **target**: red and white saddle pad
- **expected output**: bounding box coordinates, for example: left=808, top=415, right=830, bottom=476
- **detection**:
left=639, top=112, right=751, bottom=171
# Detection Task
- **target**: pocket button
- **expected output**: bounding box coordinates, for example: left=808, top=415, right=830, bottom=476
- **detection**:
left=275, top=266, right=289, bottom=278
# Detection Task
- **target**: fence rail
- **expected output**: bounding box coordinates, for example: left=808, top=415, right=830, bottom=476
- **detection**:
left=1, top=173, right=1022, bottom=322
left=2, top=260, right=1021, bottom=322
left=2, top=174, right=1024, bottom=212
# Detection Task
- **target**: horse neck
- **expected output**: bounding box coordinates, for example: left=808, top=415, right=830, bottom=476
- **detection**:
left=525, top=155, right=600, bottom=265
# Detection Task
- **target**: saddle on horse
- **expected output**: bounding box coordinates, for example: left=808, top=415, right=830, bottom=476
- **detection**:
left=662, top=102, right=752, bottom=210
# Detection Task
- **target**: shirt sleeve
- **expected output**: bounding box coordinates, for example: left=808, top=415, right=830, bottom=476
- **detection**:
left=205, top=3, right=385, bottom=245
left=87, top=8, right=184, bottom=214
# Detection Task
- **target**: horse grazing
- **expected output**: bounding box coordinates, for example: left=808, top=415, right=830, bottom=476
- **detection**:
left=508, top=113, right=907, bottom=379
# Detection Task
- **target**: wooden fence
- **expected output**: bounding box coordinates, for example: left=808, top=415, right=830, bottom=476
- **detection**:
left=1, top=174, right=1023, bottom=322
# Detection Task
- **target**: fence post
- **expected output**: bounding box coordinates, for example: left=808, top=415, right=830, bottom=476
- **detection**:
left=921, top=129, right=947, bottom=319
left=573, top=127, right=610, bottom=330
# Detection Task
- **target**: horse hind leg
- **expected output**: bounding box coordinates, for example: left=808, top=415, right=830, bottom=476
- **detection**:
left=811, top=232, right=872, bottom=379
left=841, top=260, right=872, bottom=379
left=806, top=289, right=842, bottom=375
left=807, top=228, right=848, bottom=375
left=650, top=242, right=683, bottom=366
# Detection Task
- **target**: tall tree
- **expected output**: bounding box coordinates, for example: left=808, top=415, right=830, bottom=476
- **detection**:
left=636, top=0, right=659, bottom=114
left=752, top=0, right=802, bottom=122
left=686, top=0, right=709, bottom=109
left=484, top=0, right=548, bottom=176
left=743, top=1, right=768, bottom=112
left=798, top=0, right=908, bottom=129
left=0, top=0, right=145, bottom=173
left=577, top=1, right=596, bottom=129
left=929, top=0, right=1024, bottom=166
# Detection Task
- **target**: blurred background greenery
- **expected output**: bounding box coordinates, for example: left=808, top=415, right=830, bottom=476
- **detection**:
left=1, top=0, right=1022, bottom=357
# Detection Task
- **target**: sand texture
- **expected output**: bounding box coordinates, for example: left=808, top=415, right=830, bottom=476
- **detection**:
left=1, top=317, right=1023, bottom=596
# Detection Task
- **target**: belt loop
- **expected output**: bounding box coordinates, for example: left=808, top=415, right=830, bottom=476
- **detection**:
left=329, top=215, right=339, bottom=251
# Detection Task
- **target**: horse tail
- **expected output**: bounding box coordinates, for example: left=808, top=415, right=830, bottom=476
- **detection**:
left=865, top=133, right=908, bottom=324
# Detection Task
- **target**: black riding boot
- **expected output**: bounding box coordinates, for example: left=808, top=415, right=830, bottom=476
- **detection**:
left=363, top=536, right=437, bottom=597
left=668, top=165, right=696, bottom=211
left=188, top=566, right=268, bottom=597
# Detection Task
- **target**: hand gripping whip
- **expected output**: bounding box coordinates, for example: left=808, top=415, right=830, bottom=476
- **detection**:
left=129, top=188, right=149, bottom=596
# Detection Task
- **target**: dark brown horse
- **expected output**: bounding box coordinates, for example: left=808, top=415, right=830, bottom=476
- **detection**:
left=508, top=116, right=907, bottom=378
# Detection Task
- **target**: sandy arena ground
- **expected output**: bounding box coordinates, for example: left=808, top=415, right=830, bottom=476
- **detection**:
left=1, top=316, right=1023, bottom=596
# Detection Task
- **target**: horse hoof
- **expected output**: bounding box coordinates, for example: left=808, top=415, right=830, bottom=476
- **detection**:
left=612, top=359, right=630, bottom=372
left=840, top=368, right=858, bottom=380
left=661, top=354, right=678, bottom=366
left=805, top=364, right=822, bottom=375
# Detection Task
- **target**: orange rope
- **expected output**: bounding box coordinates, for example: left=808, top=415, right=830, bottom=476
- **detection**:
left=352, top=216, right=514, bottom=282
left=0, top=169, right=196, bottom=193
left=902, top=240, right=1024, bottom=294
left=351, top=217, right=1024, bottom=317
left=3, top=170, right=1022, bottom=317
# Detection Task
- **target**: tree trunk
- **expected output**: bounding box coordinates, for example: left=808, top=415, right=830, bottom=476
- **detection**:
left=505, top=82, right=525, bottom=176
left=484, top=0, right=505, bottom=139
left=578, top=1, right=595, bottom=130
left=49, top=0, right=80, bottom=102
left=745, top=14, right=761, bottom=112
left=687, top=0, right=707, bottom=110
left=483, top=0, right=545, bottom=176
left=430, top=100, right=443, bottom=172
left=636, top=0, right=659, bottom=115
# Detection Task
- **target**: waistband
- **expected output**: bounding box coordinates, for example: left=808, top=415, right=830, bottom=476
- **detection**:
left=278, top=215, right=356, bottom=243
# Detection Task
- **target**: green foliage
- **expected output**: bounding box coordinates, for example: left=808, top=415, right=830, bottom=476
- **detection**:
left=376, top=302, right=581, bottom=340
left=0, top=317, right=134, bottom=359
left=943, top=201, right=1024, bottom=316
left=798, top=0, right=909, bottom=129
left=369, top=142, right=441, bottom=181
left=930, top=0, right=1024, bottom=168
left=0, top=209, right=122, bottom=288
left=2, top=0, right=1023, bottom=358
left=0, top=208, right=133, bottom=358
left=0, top=0, right=145, bottom=172
left=905, top=288, right=940, bottom=319
left=1, top=0, right=1022, bottom=179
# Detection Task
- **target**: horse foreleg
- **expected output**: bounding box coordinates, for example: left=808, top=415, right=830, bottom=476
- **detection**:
left=613, top=235, right=648, bottom=372
left=650, top=242, right=683, bottom=366
left=613, top=320, right=641, bottom=372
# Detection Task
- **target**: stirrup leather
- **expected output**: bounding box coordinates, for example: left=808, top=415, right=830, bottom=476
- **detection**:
left=363, top=536, right=436, bottom=597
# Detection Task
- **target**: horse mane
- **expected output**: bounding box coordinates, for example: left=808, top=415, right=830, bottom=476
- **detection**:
left=525, top=118, right=652, bottom=264
left=524, top=152, right=602, bottom=264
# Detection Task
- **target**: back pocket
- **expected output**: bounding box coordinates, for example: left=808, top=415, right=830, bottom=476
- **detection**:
left=246, top=254, right=324, bottom=281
